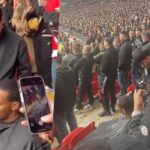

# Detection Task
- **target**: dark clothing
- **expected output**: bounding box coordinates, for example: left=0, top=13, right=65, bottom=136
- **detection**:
left=101, top=76, right=117, bottom=110
left=54, top=108, right=77, bottom=144
left=1, top=3, right=13, bottom=27
left=68, top=53, right=82, bottom=68
left=100, top=48, right=118, bottom=110
left=55, top=66, right=76, bottom=112
left=118, top=39, right=132, bottom=71
left=0, top=116, right=50, bottom=150
left=74, top=53, right=94, bottom=108
left=101, top=47, right=118, bottom=78
left=33, top=7, right=52, bottom=87
left=62, top=53, right=75, bottom=67
left=74, top=53, right=94, bottom=81
left=0, top=28, right=31, bottom=80
left=54, top=65, right=77, bottom=143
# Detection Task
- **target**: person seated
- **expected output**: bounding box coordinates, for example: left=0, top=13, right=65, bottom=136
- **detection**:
left=0, top=79, right=50, bottom=150
left=75, top=93, right=134, bottom=150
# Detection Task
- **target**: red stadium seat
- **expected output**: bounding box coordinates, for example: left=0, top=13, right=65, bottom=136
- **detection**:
left=59, top=122, right=95, bottom=150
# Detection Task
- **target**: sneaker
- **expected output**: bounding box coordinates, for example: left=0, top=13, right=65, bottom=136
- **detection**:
left=85, top=104, right=93, bottom=111
left=111, top=107, right=116, bottom=114
left=74, top=108, right=79, bottom=113
left=84, top=104, right=91, bottom=109
left=98, top=110, right=111, bottom=117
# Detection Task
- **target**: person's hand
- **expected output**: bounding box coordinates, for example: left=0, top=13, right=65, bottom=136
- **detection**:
left=20, top=98, right=54, bottom=141
left=133, top=89, right=145, bottom=112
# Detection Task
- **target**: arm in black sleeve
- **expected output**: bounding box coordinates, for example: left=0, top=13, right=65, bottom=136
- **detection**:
left=94, top=52, right=103, bottom=64
left=74, top=57, right=86, bottom=72
left=101, top=53, right=110, bottom=74
left=17, top=39, right=32, bottom=77
left=118, top=44, right=129, bottom=69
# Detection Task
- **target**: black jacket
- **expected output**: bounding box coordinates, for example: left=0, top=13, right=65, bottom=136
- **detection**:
left=54, top=66, right=76, bottom=112
left=1, top=3, right=13, bottom=27
left=118, top=39, right=132, bottom=71
left=68, top=53, right=82, bottom=68
left=0, top=116, right=50, bottom=150
left=0, top=28, right=31, bottom=80
left=101, top=47, right=118, bottom=78
left=74, top=53, right=94, bottom=82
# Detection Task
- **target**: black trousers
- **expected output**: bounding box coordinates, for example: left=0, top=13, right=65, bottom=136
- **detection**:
left=101, top=76, right=117, bottom=111
left=77, top=79, right=94, bottom=109
left=54, top=108, right=78, bottom=144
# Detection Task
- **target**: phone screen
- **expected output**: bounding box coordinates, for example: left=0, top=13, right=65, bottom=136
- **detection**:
left=19, top=76, right=52, bottom=133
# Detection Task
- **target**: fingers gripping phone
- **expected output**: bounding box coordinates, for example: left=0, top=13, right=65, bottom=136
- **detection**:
left=18, top=76, right=52, bottom=133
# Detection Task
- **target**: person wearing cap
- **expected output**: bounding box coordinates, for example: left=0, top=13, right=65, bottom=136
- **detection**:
left=98, top=37, right=118, bottom=116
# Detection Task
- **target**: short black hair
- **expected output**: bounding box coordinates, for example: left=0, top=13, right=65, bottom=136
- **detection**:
left=119, top=31, right=129, bottom=38
left=133, top=45, right=150, bottom=63
left=0, top=8, right=2, bottom=21
left=118, top=94, right=133, bottom=114
left=0, top=79, right=20, bottom=102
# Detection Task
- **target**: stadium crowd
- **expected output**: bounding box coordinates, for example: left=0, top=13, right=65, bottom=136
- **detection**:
left=0, top=0, right=59, bottom=150
left=54, top=0, right=150, bottom=149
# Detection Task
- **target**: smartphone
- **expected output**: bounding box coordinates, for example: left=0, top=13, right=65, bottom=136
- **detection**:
left=18, top=76, right=52, bottom=133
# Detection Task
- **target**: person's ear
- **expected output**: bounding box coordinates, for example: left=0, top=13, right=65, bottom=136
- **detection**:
left=11, top=101, right=20, bottom=111
left=121, top=108, right=126, bottom=115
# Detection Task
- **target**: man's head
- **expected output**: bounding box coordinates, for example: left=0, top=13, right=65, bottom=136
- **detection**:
left=113, top=36, right=121, bottom=48
left=82, top=45, right=91, bottom=56
left=72, top=43, right=81, bottom=55
left=119, top=31, right=129, bottom=42
left=104, top=37, right=113, bottom=49
left=0, top=79, right=21, bottom=123
left=135, top=28, right=141, bottom=38
left=129, top=30, right=136, bottom=40
left=141, top=31, right=150, bottom=43
left=0, top=0, right=7, bottom=6
left=38, top=0, right=48, bottom=7
left=117, top=94, right=133, bottom=116
left=133, top=47, right=150, bottom=68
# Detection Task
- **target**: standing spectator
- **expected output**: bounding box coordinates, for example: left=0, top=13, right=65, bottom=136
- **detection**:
left=99, top=38, right=118, bottom=116
left=75, top=45, right=94, bottom=110
left=0, top=0, right=13, bottom=27
left=0, top=7, right=31, bottom=80
left=54, top=54, right=78, bottom=144
left=118, top=31, right=132, bottom=95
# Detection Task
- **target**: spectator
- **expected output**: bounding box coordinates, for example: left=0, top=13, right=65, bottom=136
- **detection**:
left=98, top=37, right=118, bottom=116
left=54, top=54, right=78, bottom=144
left=0, top=7, right=31, bottom=80
left=0, top=79, right=50, bottom=150
left=75, top=45, right=94, bottom=110
left=118, top=31, right=132, bottom=95
left=0, top=0, right=13, bottom=27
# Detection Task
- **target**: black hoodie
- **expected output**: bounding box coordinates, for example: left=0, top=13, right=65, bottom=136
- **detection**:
left=55, top=66, right=76, bottom=112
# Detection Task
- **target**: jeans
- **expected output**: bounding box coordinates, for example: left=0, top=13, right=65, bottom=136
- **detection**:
left=118, top=70, right=129, bottom=95
left=54, top=108, right=78, bottom=144
left=51, top=60, right=57, bottom=88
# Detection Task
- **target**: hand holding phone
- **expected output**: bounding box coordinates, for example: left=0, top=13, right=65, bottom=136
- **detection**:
left=18, top=76, right=53, bottom=134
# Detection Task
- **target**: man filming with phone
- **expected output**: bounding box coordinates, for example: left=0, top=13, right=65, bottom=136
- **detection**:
left=0, top=79, right=51, bottom=150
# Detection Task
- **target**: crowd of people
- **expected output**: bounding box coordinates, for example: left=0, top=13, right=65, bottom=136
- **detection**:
left=0, top=0, right=59, bottom=149
left=54, top=0, right=150, bottom=149
left=61, top=0, right=150, bottom=39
